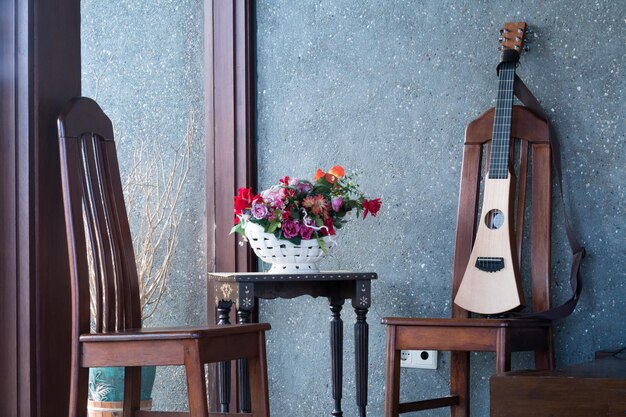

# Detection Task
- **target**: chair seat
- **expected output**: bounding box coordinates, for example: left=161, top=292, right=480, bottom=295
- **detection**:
left=382, top=317, right=551, bottom=328
left=80, top=323, right=271, bottom=342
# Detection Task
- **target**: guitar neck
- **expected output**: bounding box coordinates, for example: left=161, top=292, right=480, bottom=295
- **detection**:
left=488, top=61, right=516, bottom=179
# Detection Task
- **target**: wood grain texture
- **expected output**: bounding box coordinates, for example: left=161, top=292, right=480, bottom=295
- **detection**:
left=185, top=341, right=209, bottom=417
left=383, top=326, right=400, bottom=417
left=454, top=174, right=524, bottom=314
left=451, top=144, right=482, bottom=318
left=531, top=144, right=552, bottom=313
left=0, top=0, right=19, bottom=411
left=491, top=357, right=626, bottom=417
left=205, top=1, right=258, bottom=408
left=0, top=0, right=81, bottom=415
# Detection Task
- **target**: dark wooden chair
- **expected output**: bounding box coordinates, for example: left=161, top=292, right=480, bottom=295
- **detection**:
left=383, top=106, right=555, bottom=417
left=58, top=97, right=271, bottom=417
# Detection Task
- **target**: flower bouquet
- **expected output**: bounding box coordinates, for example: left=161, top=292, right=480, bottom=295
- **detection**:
left=231, top=165, right=382, bottom=273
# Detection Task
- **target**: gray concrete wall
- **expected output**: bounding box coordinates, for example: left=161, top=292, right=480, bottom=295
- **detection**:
left=81, top=0, right=205, bottom=410
left=255, top=1, right=625, bottom=416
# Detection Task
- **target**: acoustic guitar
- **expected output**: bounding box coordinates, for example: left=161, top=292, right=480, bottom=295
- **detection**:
left=454, top=22, right=530, bottom=314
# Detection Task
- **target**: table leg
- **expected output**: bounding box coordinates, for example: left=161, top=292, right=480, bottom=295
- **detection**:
left=237, top=308, right=252, bottom=412
left=354, top=307, right=369, bottom=417
left=329, top=297, right=345, bottom=417
left=217, top=300, right=232, bottom=413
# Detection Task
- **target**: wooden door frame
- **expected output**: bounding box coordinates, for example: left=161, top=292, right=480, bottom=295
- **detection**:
left=0, top=0, right=81, bottom=415
left=205, top=0, right=257, bottom=290
left=205, top=0, right=258, bottom=410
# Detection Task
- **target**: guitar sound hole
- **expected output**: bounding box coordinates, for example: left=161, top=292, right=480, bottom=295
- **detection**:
left=485, top=209, right=504, bottom=229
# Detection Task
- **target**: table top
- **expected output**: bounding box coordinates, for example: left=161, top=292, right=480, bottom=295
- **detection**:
left=208, top=271, right=377, bottom=282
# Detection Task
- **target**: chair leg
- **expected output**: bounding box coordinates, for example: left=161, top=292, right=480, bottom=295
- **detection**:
left=184, top=341, right=209, bottom=417
left=450, top=351, right=470, bottom=417
left=69, top=364, right=89, bottom=417
left=249, top=331, right=270, bottom=417
left=495, top=329, right=511, bottom=374
left=535, top=326, right=555, bottom=370
left=123, top=366, right=142, bottom=417
left=383, top=326, right=400, bottom=417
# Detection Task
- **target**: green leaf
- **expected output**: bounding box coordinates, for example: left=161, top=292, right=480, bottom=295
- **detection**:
left=288, top=236, right=302, bottom=245
left=267, top=221, right=280, bottom=233
left=230, top=223, right=245, bottom=236
left=317, top=237, right=328, bottom=254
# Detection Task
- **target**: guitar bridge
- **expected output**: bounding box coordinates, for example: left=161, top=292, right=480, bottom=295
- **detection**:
left=475, top=257, right=505, bottom=272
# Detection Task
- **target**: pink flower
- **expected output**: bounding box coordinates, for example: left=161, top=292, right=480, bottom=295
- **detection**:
left=295, top=181, right=312, bottom=194
left=251, top=203, right=269, bottom=219
left=300, top=225, right=314, bottom=240
left=282, top=219, right=300, bottom=239
left=331, top=196, right=343, bottom=212
left=261, top=187, right=284, bottom=207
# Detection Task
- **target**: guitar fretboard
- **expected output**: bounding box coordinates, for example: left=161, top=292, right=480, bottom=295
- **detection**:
left=488, top=62, right=516, bottom=179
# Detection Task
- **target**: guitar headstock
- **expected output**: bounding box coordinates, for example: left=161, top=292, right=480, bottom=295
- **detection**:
left=498, top=22, right=529, bottom=54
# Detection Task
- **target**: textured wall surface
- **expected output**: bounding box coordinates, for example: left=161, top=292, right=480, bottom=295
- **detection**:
left=255, top=1, right=625, bottom=416
left=82, top=0, right=205, bottom=410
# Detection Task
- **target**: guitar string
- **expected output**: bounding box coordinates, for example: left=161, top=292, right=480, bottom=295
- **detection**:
left=487, top=64, right=515, bottom=258
left=491, top=64, right=515, bottom=181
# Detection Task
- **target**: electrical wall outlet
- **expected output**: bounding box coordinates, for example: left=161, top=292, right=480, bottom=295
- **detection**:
left=399, top=350, right=438, bottom=369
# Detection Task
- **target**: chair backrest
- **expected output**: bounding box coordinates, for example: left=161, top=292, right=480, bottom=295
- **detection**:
left=58, top=97, right=142, bottom=337
left=451, top=105, right=551, bottom=318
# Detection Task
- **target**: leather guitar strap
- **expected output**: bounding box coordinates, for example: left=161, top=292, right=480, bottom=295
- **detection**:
left=510, top=75, right=586, bottom=321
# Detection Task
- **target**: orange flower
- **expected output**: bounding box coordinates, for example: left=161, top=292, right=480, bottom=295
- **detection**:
left=328, top=165, right=345, bottom=177
left=314, top=165, right=345, bottom=182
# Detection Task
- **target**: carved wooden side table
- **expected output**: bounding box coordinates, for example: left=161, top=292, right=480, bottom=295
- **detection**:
left=208, top=271, right=377, bottom=417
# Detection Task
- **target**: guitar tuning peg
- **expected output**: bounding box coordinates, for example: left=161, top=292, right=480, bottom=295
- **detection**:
left=524, top=45, right=530, bottom=52
left=499, top=37, right=504, bottom=43
left=526, top=28, right=534, bottom=35
left=524, top=38, right=532, bottom=44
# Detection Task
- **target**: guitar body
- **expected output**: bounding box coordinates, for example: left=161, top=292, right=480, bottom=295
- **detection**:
left=454, top=171, right=524, bottom=314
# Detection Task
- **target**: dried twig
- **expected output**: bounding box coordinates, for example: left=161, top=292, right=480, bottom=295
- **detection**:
left=122, top=109, right=196, bottom=320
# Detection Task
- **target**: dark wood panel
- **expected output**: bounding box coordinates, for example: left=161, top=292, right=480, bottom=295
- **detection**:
left=34, top=1, right=81, bottom=416
left=0, top=0, right=19, bottom=414
left=205, top=0, right=258, bottom=410
left=0, top=0, right=81, bottom=415
left=491, top=357, right=626, bottom=417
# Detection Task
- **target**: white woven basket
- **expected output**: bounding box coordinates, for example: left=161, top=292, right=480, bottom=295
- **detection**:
left=244, top=221, right=332, bottom=273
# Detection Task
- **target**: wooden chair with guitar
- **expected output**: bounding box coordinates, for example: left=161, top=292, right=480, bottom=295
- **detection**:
left=58, top=97, right=271, bottom=417
left=383, top=22, right=558, bottom=417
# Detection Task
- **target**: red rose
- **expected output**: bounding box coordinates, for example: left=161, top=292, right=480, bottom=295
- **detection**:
left=237, top=187, right=254, bottom=202
left=321, top=217, right=336, bottom=236
left=362, top=198, right=382, bottom=219
left=279, top=176, right=290, bottom=185
left=233, top=187, right=258, bottom=215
